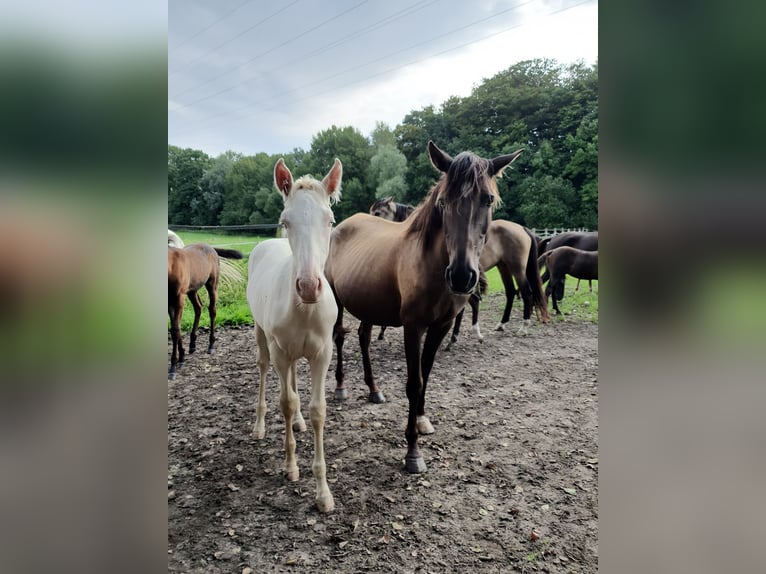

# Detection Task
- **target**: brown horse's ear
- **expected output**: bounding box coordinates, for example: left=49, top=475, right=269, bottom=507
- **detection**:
left=427, top=141, right=452, bottom=173
left=489, top=149, right=524, bottom=178
left=274, top=158, right=293, bottom=197
left=322, top=158, right=343, bottom=203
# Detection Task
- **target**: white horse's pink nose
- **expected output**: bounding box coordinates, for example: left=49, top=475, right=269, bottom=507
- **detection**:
left=296, top=276, right=321, bottom=303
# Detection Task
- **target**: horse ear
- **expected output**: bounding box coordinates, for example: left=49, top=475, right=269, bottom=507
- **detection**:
left=427, top=141, right=452, bottom=173
left=322, top=158, right=343, bottom=200
left=274, top=158, right=293, bottom=196
left=489, top=149, right=524, bottom=177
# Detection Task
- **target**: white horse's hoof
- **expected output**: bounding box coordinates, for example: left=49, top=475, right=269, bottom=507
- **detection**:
left=316, top=493, right=335, bottom=513
left=284, top=467, right=299, bottom=481
left=253, top=425, right=266, bottom=440
left=293, top=417, right=307, bottom=432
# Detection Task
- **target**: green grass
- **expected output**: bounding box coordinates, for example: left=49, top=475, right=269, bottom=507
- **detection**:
left=170, top=231, right=599, bottom=332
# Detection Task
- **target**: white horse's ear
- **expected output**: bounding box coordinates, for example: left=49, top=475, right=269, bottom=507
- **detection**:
left=322, top=158, right=343, bottom=204
left=427, top=140, right=452, bottom=173
left=490, top=149, right=524, bottom=178
left=274, top=158, right=293, bottom=197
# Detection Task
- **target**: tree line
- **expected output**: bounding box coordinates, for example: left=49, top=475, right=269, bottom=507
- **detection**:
left=169, top=58, right=597, bottom=230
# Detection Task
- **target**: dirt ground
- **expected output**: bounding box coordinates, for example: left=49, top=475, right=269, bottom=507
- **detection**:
left=168, top=292, right=598, bottom=573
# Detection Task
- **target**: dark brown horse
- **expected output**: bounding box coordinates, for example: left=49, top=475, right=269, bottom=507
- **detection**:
left=539, top=231, right=598, bottom=292
left=369, top=197, right=415, bottom=221
left=538, top=246, right=598, bottom=315
left=325, top=141, right=523, bottom=474
left=168, top=243, right=243, bottom=379
left=450, top=220, right=549, bottom=344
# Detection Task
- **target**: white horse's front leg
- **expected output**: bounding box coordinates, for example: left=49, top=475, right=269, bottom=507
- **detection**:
left=253, top=325, right=269, bottom=440
left=290, top=362, right=307, bottom=432
left=273, top=349, right=300, bottom=482
left=308, top=345, right=334, bottom=513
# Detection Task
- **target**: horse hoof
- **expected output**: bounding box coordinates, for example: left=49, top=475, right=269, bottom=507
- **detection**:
left=208, top=346, right=215, bottom=354
left=284, top=467, right=299, bottom=482
left=188, top=346, right=196, bottom=355
left=417, top=416, right=435, bottom=435
left=293, top=419, right=307, bottom=432
left=252, top=425, right=266, bottom=440
left=494, top=322, right=506, bottom=332
left=334, top=388, right=348, bottom=401
left=369, top=391, right=386, bottom=404
left=404, top=455, right=427, bottom=474
left=316, top=493, right=335, bottom=513
left=168, top=371, right=176, bottom=381
left=450, top=335, right=458, bottom=344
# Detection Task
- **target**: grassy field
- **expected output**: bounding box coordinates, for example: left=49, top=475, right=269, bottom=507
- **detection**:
left=170, top=230, right=598, bottom=330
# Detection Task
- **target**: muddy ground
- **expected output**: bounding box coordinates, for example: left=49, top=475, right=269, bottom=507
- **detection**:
left=168, top=292, right=598, bottom=573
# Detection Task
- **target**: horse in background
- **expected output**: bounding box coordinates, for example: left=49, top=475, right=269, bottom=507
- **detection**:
left=450, top=220, right=549, bottom=344
left=247, top=158, right=342, bottom=513
left=369, top=197, right=415, bottom=222
left=168, top=243, right=244, bottom=379
left=326, top=141, right=523, bottom=474
left=539, top=231, right=598, bottom=292
left=538, top=246, right=598, bottom=315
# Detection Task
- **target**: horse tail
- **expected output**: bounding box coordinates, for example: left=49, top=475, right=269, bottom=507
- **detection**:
left=537, top=251, right=550, bottom=285
left=525, top=228, right=550, bottom=323
left=213, top=247, right=244, bottom=260
left=538, top=236, right=552, bottom=254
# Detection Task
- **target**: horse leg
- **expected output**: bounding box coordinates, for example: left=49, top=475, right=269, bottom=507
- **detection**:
left=290, top=361, right=307, bottom=432
left=253, top=324, right=270, bottom=440
left=377, top=326, right=386, bottom=341
left=273, top=349, right=300, bottom=481
left=333, top=304, right=349, bottom=401
left=359, top=321, right=385, bottom=403
left=495, top=264, right=516, bottom=332
left=187, top=291, right=202, bottom=354
left=206, top=280, right=218, bottom=353
left=417, top=318, right=452, bottom=437
left=168, top=296, right=184, bottom=379
left=469, top=294, right=483, bottom=342
left=575, top=278, right=581, bottom=292
left=589, top=279, right=593, bottom=293
left=402, top=326, right=427, bottom=474
left=448, top=307, right=465, bottom=347
left=308, top=344, right=335, bottom=513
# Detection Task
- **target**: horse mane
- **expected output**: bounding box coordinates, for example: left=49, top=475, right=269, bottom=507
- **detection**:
left=395, top=202, right=415, bottom=221
left=406, top=152, right=501, bottom=249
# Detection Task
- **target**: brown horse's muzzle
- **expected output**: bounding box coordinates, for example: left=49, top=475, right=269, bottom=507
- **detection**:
left=445, top=265, right=478, bottom=294
left=296, top=276, right=322, bottom=304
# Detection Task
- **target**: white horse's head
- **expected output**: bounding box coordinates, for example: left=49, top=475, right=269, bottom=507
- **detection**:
left=274, top=158, right=342, bottom=304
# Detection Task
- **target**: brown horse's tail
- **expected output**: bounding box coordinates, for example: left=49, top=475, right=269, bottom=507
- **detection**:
left=213, top=247, right=244, bottom=259
left=525, top=228, right=550, bottom=323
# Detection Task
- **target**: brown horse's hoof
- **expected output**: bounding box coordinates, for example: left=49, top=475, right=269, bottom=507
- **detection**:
left=369, top=391, right=386, bottom=404
left=168, top=370, right=176, bottom=381
left=334, top=388, right=348, bottom=401
left=188, top=346, right=196, bottom=354
left=404, top=455, right=427, bottom=474
left=207, top=345, right=215, bottom=354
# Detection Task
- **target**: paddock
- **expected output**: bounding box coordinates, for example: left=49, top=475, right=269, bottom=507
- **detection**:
left=168, top=292, right=598, bottom=573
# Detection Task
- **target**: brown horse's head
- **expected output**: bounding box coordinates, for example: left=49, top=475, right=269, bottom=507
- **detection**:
left=369, top=197, right=396, bottom=220
left=425, top=141, right=523, bottom=294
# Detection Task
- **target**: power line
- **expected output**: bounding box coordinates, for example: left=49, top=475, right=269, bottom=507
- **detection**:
left=170, top=0, right=370, bottom=95
left=171, top=0, right=441, bottom=114
left=169, top=0, right=302, bottom=78
left=170, top=0, right=595, bottom=139
left=168, top=0, right=256, bottom=54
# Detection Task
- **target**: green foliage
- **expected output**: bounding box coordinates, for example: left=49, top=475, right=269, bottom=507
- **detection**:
left=168, top=58, right=597, bottom=229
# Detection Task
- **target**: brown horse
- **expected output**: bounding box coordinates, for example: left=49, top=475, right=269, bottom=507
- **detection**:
left=168, top=243, right=243, bottom=379
left=450, top=220, right=549, bottom=344
left=369, top=197, right=415, bottom=221
left=325, top=141, right=523, bottom=474
left=538, top=246, right=598, bottom=315
left=539, top=231, right=598, bottom=292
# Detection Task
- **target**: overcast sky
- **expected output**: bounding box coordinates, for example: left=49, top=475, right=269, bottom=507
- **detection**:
left=168, top=0, right=597, bottom=157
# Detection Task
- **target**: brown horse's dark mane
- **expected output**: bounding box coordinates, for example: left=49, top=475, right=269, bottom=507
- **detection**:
left=405, top=152, right=500, bottom=250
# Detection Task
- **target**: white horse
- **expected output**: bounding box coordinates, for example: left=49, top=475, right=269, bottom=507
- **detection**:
left=246, top=158, right=342, bottom=513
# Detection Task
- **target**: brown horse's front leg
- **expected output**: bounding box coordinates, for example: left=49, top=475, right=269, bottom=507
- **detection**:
left=358, top=322, right=385, bottom=403
left=168, top=297, right=185, bottom=379
left=403, top=326, right=426, bottom=474
left=188, top=291, right=202, bottom=354
left=449, top=308, right=464, bottom=345
left=418, top=318, right=452, bottom=435
left=332, top=305, right=349, bottom=401
left=206, top=281, right=218, bottom=353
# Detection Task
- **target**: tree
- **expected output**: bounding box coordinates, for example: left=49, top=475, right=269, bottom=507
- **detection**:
left=168, top=145, right=211, bottom=225
left=370, top=143, right=407, bottom=200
